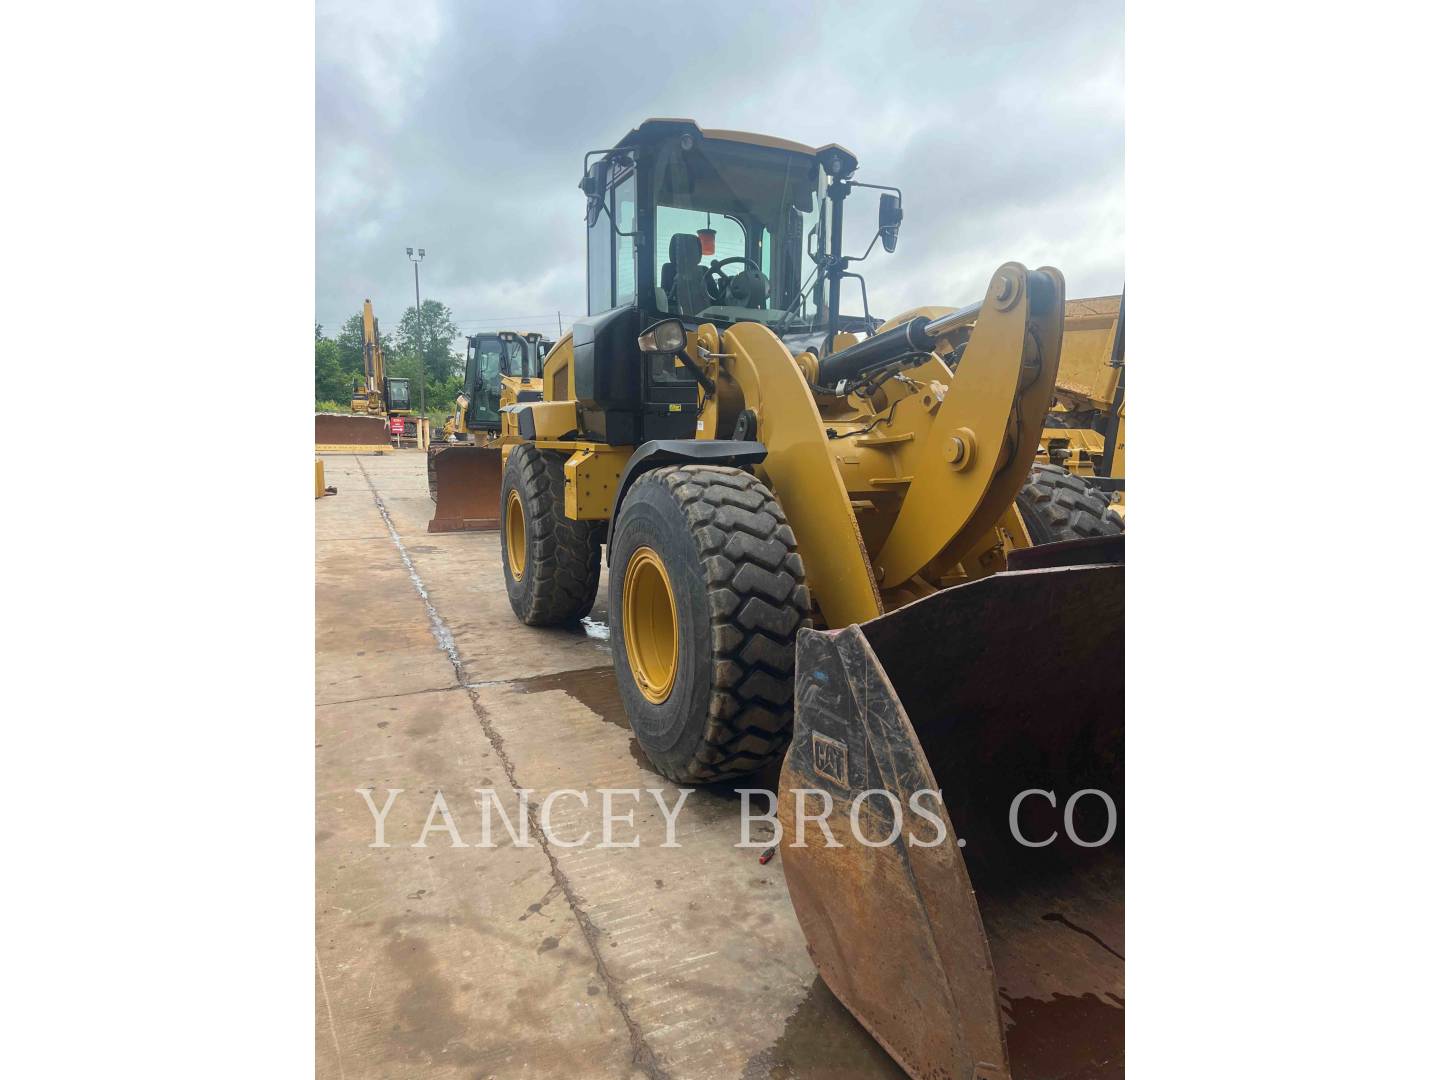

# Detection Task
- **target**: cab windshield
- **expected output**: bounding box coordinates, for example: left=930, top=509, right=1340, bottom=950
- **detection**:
left=386, top=378, right=410, bottom=411
left=465, top=335, right=528, bottom=425
left=650, top=136, right=827, bottom=333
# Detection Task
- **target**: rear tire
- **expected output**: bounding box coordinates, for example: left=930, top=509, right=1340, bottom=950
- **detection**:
left=610, top=466, right=810, bottom=784
left=501, top=443, right=602, bottom=625
left=1016, top=463, right=1124, bottom=544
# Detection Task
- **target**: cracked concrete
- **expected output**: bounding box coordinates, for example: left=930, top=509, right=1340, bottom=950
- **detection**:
left=316, top=450, right=904, bottom=1079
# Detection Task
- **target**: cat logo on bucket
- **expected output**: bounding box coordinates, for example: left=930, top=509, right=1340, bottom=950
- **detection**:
left=811, top=732, right=849, bottom=788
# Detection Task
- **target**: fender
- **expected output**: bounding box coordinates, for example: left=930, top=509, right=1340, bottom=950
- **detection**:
left=605, top=439, right=767, bottom=547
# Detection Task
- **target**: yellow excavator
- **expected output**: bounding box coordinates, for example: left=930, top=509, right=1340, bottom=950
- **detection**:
left=314, top=299, right=414, bottom=453
left=489, top=120, right=1123, bottom=1078
left=426, top=330, right=550, bottom=531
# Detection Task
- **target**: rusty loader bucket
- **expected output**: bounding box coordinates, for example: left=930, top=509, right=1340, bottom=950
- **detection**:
left=779, top=537, right=1123, bottom=1080
left=427, top=443, right=502, bottom=532
left=314, top=413, right=392, bottom=453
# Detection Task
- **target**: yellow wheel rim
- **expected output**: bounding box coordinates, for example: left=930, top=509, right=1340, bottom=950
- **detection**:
left=623, top=546, right=679, bottom=704
left=505, top=490, right=526, bottom=580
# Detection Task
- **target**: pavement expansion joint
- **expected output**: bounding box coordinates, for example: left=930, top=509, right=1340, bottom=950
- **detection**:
left=354, top=458, right=671, bottom=1080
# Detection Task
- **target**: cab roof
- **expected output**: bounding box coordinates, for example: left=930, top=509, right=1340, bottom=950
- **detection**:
left=615, top=118, right=858, bottom=176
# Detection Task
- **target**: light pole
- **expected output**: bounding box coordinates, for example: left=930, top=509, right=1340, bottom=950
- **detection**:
left=407, top=246, right=426, bottom=417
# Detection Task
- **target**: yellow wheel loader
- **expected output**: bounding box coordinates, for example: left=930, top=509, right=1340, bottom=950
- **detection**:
left=427, top=330, right=550, bottom=531
left=496, top=120, right=1122, bottom=1078
left=314, top=299, right=415, bottom=453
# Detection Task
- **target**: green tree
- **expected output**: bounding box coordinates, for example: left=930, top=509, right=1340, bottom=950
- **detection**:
left=397, top=300, right=463, bottom=405
left=335, top=313, right=392, bottom=385
left=314, top=336, right=350, bottom=403
left=318, top=301, right=462, bottom=415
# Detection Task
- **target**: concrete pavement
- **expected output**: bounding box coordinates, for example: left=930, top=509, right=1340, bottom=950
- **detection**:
left=315, top=450, right=904, bottom=1080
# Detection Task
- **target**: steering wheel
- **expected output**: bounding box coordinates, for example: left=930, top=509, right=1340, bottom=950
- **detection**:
left=704, top=256, right=763, bottom=303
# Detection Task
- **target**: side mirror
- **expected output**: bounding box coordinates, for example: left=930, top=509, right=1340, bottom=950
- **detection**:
left=637, top=319, right=686, bottom=355
left=581, top=159, right=611, bottom=227
left=879, top=193, right=903, bottom=253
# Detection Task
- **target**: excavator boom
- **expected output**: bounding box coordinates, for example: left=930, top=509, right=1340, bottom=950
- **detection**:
left=318, top=298, right=398, bottom=453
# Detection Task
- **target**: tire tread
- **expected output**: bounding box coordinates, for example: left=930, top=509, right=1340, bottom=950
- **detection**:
left=506, top=444, right=602, bottom=625
left=1016, top=463, right=1124, bottom=543
left=629, top=465, right=811, bottom=782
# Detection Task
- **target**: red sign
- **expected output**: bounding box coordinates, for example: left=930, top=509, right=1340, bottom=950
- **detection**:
left=390, top=418, right=405, bottom=435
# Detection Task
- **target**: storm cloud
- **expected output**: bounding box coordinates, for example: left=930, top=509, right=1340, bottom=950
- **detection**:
left=317, top=0, right=1123, bottom=345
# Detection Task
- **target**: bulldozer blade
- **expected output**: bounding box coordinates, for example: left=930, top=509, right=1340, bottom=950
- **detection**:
left=779, top=549, right=1123, bottom=1080
left=427, top=444, right=503, bottom=532
left=314, top=413, right=392, bottom=453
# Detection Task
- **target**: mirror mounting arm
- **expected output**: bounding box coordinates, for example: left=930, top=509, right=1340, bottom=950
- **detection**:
left=847, top=231, right=884, bottom=264
left=597, top=199, right=639, bottom=239
left=677, top=347, right=717, bottom=396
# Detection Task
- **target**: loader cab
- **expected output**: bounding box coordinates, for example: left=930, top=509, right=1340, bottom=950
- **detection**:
left=463, top=332, right=527, bottom=430
left=583, top=122, right=835, bottom=329
left=575, top=119, right=899, bottom=445
left=522, top=333, right=552, bottom=376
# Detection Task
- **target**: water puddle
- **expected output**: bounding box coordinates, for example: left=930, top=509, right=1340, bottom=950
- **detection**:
left=502, top=666, right=624, bottom=724
left=499, top=665, right=651, bottom=769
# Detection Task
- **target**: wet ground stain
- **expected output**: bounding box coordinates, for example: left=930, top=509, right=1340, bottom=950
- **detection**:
left=1000, top=991, right=1124, bottom=1078
left=504, top=666, right=622, bottom=723
left=502, top=665, right=652, bottom=769
left=379, top=923, right=484, bottom=1067
left=743, top=975, right=909, bottom=1079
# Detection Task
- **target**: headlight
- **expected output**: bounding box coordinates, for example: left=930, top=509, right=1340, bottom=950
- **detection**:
left=637, top=319, right=686, bottom=354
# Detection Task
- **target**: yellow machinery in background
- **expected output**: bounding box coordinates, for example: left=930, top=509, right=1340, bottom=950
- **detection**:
left=315, top=299, right=416, bottom=453
left=1018, top=293, right=1126, bottom=539
left=485, top=120, right=1123, bottom=1078
left=313, top=459, right=335, bottom=498
left=426, top=329, right=550, bottom=531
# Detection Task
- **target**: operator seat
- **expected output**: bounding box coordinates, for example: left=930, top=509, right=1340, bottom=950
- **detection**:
left=660, top=233, right=709, bottom=315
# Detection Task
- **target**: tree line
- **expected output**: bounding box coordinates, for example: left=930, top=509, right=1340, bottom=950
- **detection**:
left=315, top=300, right=463, bottom=418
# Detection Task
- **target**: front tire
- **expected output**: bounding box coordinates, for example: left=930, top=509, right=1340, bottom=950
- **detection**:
left=609, top=466, right=810, bottom=783
left=500, top=444, right=602, bottom=625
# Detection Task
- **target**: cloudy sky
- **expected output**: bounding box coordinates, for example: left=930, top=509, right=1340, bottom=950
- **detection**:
left=316, top=0, right=1123, bottom=346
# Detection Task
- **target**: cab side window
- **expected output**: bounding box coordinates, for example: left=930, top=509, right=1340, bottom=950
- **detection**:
left=587, top=168, right=638, bottom=314
left=614, top=172, right=637, bottom=307
left=587, top=199, right=612, bottom=314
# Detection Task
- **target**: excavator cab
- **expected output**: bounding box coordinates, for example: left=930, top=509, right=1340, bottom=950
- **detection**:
left=383, top=376, right=410, bottom=413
